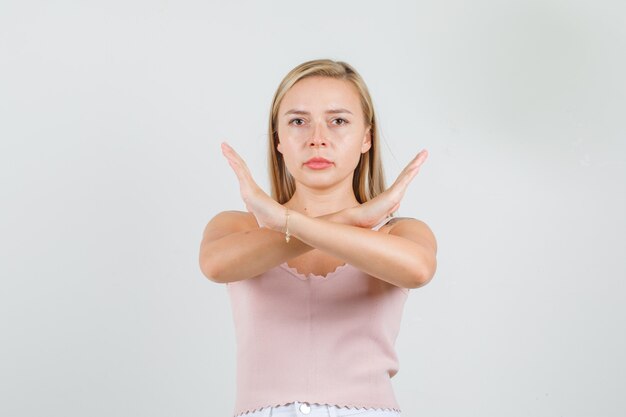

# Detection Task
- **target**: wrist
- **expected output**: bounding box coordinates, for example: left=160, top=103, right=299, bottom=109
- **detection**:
left=281, top=207, right=291, bottom=242
left=315, top=207, right=356, bottom=226
left=280, top=206, right=358, bottom=242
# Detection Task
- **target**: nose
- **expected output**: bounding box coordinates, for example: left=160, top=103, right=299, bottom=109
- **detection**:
left=307, top=120, right=328, bottom=147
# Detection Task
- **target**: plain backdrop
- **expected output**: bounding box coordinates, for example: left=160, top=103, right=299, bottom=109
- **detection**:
left=1, top=1, right=625, bottom=416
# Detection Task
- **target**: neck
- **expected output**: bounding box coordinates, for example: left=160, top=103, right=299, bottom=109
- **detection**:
left=284, top=189, right=360, bottom=218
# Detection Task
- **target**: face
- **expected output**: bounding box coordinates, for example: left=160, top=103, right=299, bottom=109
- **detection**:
left=276, top=76, right=371, bottom=187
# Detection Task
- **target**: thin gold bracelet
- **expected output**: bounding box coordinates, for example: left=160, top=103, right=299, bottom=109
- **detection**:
left=284, top=208, right=290, bottom=243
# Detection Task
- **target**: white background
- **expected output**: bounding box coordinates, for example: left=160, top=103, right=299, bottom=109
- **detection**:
left=1, top=1, right=625, bottom=416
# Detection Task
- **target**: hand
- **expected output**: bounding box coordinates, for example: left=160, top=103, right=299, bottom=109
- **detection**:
left=349, top=149, right=429, bottom=228
left=220, top=141, right=285, bottom=231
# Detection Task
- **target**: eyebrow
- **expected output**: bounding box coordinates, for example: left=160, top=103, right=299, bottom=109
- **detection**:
left=283, top=108, right=353, bottom=116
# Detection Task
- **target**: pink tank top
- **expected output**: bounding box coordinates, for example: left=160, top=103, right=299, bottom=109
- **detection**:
left=226, top=216, right=409, bottom=417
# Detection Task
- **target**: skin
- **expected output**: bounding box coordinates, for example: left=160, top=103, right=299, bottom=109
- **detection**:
left=276, top=76, right=371, bottom=219
left=215, top=76, right=437, bottom=289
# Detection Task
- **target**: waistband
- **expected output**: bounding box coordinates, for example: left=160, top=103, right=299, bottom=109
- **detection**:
left=250, top=401, right=401, bottom=417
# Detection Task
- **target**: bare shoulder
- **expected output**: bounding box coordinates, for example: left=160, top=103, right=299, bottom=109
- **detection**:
left=383, top=217, right=437, bottom=255
left=200, top=210, right=259, bottom=244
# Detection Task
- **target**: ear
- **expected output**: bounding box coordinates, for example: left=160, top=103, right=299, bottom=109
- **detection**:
left=276, top=137, right=282, bottom=154
left=361, top=126, right=372, bottom=153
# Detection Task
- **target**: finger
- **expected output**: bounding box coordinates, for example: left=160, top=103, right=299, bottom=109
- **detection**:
left=408, top=149, right=428, bottom=170
left=222, top=142, right=262, bottom=194
left=410, top=153, right=426, bottom=172
left=222, top=142, right=255, bottom=179
left=395, top=159, right=421, bottom=184
left=222, top=145, right=247, bottom=182
left=400, top=150, right=427, bottom=181
left=222, top=144, right=247, bottom=181
left=222, top=148, right=243, bottom=174
left=395, top=150, right=425, bottom=180
left=226, top=159, right=246, bottom=183
left=222, top=142, right=243, bottom=166
left=222, top=142, right=248, bottom=169
left=392, top=154, right=425, bottom=189
left=403, top=163, right=422, bottom=184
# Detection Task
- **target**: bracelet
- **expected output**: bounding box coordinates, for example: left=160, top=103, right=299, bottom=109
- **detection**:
left=284, top=208, right=291, bottom=243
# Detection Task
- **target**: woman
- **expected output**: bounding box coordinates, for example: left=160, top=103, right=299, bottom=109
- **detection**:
left=199, top=59, right=437, bottom=417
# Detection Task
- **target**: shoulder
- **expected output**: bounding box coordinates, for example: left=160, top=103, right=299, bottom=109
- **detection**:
left=383, top=217, right=437, bottom=255
left=201, top=210, right=259, bottom=243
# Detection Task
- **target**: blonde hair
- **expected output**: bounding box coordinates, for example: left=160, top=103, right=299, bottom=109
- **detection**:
left=267, top=59, right=389, bottom=211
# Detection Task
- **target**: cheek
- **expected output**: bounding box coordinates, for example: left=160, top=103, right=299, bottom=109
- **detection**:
left=334, top=147, right=363, bottom=171
left=278, top=143, right=298, bottom=170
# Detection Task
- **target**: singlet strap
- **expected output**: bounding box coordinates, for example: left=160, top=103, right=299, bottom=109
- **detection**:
left=371, top=216, right=393, bottom=231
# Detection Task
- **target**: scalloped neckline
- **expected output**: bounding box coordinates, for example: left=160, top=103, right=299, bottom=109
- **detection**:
left=279, top=261, right=351, bottom=280
left=278, top=216, right=393, bottom=280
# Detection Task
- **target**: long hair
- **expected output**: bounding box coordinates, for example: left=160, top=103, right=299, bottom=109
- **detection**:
left=267, top=59, right=390, bottom=213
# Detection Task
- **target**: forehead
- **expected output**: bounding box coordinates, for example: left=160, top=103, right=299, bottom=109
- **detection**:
left=279, top=76, right=361, bottom=115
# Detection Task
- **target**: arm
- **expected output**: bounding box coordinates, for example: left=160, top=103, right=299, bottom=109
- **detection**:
left=199, top=208, right=355, bottom=283
left=286, top=211, right=437, bottom=290
left=214, top=141, right=434, bottom=288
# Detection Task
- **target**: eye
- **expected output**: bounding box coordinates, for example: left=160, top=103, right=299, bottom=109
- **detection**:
left=288, top=118, right=305, bottom=126
left=333, top=118, right=348, bottom=126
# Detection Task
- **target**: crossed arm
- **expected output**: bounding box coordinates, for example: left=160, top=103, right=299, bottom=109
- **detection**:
left=199, top=208, right=437, bottom=290
left=286, top=210, right=436, bottom=289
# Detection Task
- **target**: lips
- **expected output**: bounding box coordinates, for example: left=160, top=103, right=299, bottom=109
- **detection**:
left=304, top=157, right=333, bottom=170
left=305, top=157, right=332, bottom=164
